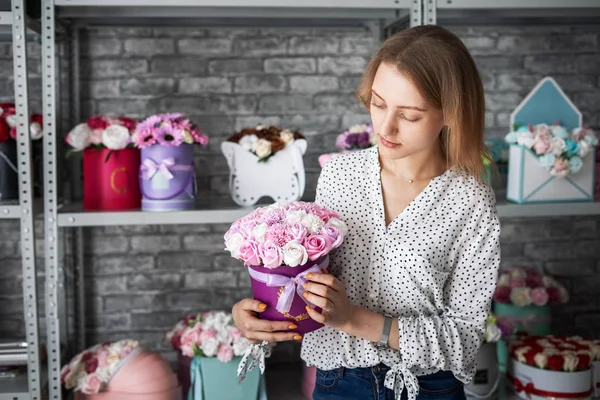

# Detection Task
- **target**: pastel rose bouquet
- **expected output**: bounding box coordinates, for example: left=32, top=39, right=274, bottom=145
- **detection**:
left=335, top=123, right=377, bottom=151
left=224, top=201, right=348, bottom=268
left=509, top=335, right=594, bottom=372
left=505, top=123, right=598, bottom=178
left=132, top=113, right=208, bottom=149
left=226, top=124, right=304, bottom=162
left=60, top=339, right=140, bottom=394
left=166, top=311, right=251, bottom=363
left=493, top=267, right=569, bottom=307
left=66, top=115, right=137, bottom=152
left=0, top=102, right=43, bottom=143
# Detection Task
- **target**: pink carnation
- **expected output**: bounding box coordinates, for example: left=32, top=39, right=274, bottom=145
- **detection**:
left=199, top=328, right=217, bottom=343
left=531, top=287, right=549, bottom=306
left=82, top=374, right=102, bottom=394
left=180, top=327, right=202, bottom=358
left=304, top=234, right=330, bottom=261
left=217, top=344, right=234, bottom=363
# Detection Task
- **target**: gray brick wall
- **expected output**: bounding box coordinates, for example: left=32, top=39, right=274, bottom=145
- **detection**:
left=0, top=24, right=599, bottom=364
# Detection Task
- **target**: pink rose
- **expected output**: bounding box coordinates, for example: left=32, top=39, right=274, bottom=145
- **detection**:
left=180, top=326, right=202, bottom=357
left=85, top=357, right=99, bottom=373
left=287, top=223, right=308, bottom=242
left=60, top=365, right=70, bottom=384
left=259, top=240, right=284, bottom=269
left=310, top=205, right=333, bottom=223
left=509, top=278, right=526, bottom=288
left=321, top=224, right=343, bottom=249
left=304, top=234, right=330, bottom=261
left=96, top=349, right=109, bottom=367
left=119, top=346, right=133, bottom=359
left=493, top=285, right=511, bottom=304
left=217, top=344, right=234, bottom=363
left=82, top=374, right=102, bottom=394
left=199, top=328, right=217, bottom=343
left=238, top=240, right=262, bottom=266
left=531, top=287, right=549, bottom=306
left=533, top=136, right=551, bottom=155
left=551, top=158, right=570, bottom=178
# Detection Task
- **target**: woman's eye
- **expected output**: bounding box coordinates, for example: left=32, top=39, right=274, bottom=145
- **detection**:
left=400, top=113, right=420, bottom=123
left=370, top=102, right=385, bottom=109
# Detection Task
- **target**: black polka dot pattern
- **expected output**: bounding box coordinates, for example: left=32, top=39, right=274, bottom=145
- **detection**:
left=300, top=146, right=501, bottom=400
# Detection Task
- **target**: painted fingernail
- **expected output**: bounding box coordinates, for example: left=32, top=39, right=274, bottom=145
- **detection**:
left=303, top=292, right=308, bottom=298
left=305, top=306, right=311, bottom=312
left=303, top=283, right=307, bottom=289
left=258, top=303, right=267, bottom=310
left=307, top=273, right=313, bottom=279
left=294, top=335, right=303, bottom=341
left=288, top=324, right=297, bottom=330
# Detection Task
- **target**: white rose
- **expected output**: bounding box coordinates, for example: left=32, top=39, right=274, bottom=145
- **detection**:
left=283, top=240, right=309, bottom=267
left=280, top=129, right=294, bottom=145
left=497, top=274, right=510, bottom=286
left=517, top=132, right=535, bottom=148
left=5, top=114, right=17, bottom=128
left=591, top=344, right=600, bottom=361
left=286, top=210, right=307, bottom=225
left=563, top=352, right=578, bottom=372
left=239, top=134, right=258, bottom=152
left=550, top=137, right=567, bottom=156
left=251, top=223, right=269, bottom=243
left=543, top=348, right=559, bottom=356
left=225, top=232, right=245, bottom=259
left=484, top=323, right=501, bottom=343
left=102, top=124, right=130, bottom=150
left=302, top=214, right=324, bottom=233
left=534, top=353, right=548, bottom=369
left=233, top=337, right=250, bottom=356
left=327, top=217, right=348, bottom=236
left=515, top=346, right=531, bottom=363
left=94, top=367, right=111, bottom=383
left=256, top=124, right=265, bottom=131
left=201, top=337, right=219, bottom=357
left=578, top=140, right=591, bottom=158
left=183, top=131, right=194, bottom=144
left=254, top=139, right=272, bottom=159
left=30, top=122, right=43, bottom=140
left=66, top=122, right=92, bottom=151
left=349, top=124, right=368, bottom=134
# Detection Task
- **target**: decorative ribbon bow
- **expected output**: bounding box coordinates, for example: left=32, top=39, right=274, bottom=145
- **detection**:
left=141, top=157, right=192, bottom=181
left=385, top=364, right=419, bottom=400
left=236, top=341, right=272, bottom=384
left=246, top=256, right=329, bottom=314
left=507, top=373, right=592, bottom=399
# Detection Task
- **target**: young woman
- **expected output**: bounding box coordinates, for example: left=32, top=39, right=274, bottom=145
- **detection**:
left=232, top=24, right=501, bottom=400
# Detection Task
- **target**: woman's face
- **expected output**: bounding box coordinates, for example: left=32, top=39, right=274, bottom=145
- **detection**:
left=369, top=62, right=445, bottom=161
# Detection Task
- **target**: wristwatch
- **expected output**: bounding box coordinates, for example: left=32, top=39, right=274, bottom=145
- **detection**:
left=375, top=316, right=393, bottom=349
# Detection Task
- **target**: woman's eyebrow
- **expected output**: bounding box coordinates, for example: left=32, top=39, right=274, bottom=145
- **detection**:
left=371, top=89, right=427, bottom=112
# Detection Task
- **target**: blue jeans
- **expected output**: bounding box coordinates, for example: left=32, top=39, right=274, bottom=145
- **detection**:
left=313, top=364, right=466, bottom=400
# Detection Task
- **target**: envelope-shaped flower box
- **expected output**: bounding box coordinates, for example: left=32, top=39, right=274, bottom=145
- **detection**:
left=506, top=77, right=597, bottom=204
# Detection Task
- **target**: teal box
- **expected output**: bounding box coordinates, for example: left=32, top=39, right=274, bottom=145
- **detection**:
left=494, top=303, right=551, bottom=373
left=188, top=357, right=266, bottom=400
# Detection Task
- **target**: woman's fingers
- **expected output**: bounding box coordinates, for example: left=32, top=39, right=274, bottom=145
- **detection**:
left=305, top=306, right=326, bottom=324
left=245, top=331, right=303, bottom=343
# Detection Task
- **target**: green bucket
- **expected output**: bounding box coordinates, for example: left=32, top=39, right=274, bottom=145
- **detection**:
left=493, top=303, right=551, bottom=372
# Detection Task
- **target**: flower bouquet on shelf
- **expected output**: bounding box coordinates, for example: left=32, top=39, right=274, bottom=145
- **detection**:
left=507, top=335, right=596, bottom=400
left=132, top=113, right=208, bottom=212
left=318, top=123, right=376, bottom=168
left=221, top=124, right=307, bottom=207
left=504, top=76, right=598, bottom=204
left=165, top=311, right=265, bottom=400
left=0, top=103, right=44, bottom=201
left=61, top=339, right=180, bottom=400
left=66, top=115, right=141, bottom=211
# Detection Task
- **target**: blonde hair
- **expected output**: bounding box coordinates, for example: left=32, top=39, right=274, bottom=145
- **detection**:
left=357, top=25, right=491, bottom=181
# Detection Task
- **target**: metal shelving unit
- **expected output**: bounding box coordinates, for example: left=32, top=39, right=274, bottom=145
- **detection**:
left=0, top=1, right=44, bottom=400
left=41, top=2, right=421, bottom=399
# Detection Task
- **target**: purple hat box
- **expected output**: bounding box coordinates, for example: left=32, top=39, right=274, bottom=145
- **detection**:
left=248, top=256, right=330, bottom=335
left=139, top=143, right=196, bottom=211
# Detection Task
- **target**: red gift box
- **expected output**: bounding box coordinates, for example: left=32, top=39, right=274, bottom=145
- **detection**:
left=83, top=147, right=141, bottom=211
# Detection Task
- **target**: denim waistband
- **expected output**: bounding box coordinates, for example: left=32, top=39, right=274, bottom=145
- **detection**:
left=325, top=364, right=456, bottom=381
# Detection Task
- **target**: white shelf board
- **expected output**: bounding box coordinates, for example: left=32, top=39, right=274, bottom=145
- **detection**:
left=0, top=202, right=20, bottom=220
left=437, top=0, right=599, bottom=8
left=57, top=203, right=256, bottom=227
left=496, top=200, right=600, bottom=218
left=55, top=0, right=410, bottom=8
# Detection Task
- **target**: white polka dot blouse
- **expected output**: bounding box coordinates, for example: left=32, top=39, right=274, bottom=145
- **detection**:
left=301, top=146, right=502, bottom=400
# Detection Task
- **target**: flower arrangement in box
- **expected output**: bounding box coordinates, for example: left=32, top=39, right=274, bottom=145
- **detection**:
left=133, top=113, right=208, bottom=211
left=493, top=267, right=569, bottom=308
left=318, top=123, right=376, bottom=168
left=61, top=340, right=141, bottom=394
left=0, top=103, right=44, bottom=201
left=66, top=115, right=141, bottom=211
left=226, top=124, right=304, bottom=163
left=166, top=311, right=263, bottom=400
left=505, top=123, right=598, bottom=178
left=224, top=201, right=347, bottom=335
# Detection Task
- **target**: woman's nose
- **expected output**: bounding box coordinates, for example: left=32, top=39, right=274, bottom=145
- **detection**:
left=380, top=113, right=399, bottom=138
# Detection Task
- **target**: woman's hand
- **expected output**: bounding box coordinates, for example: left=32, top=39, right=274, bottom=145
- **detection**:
left=232, top=298, right=303, bottom=344
left=304, top=272, right=356, bottom=330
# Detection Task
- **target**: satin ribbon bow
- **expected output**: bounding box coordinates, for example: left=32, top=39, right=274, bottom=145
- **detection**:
left=247, top=256, right=329, bottom=314
left=385, top=364, right=419, bottom=400
left=236, top=341, right=272, bottom=383
left=512, top=377, right=535, bottom=395
left=141, top=157, right=176, bottom=181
